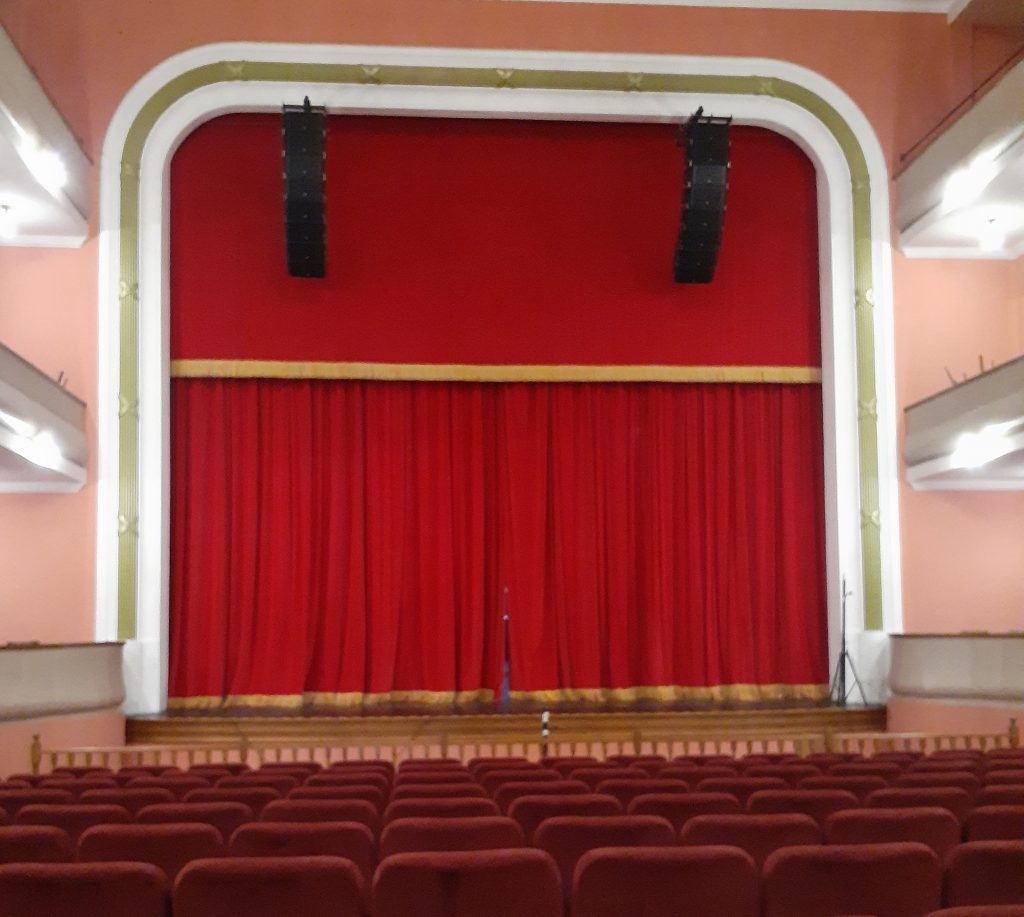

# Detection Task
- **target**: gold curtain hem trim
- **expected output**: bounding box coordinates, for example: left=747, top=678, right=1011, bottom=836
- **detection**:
left=166, top=684, right=826, bottom=710
left=170, top=360, right=822, bottom=385
left=167, top=689, right=496, bottom=711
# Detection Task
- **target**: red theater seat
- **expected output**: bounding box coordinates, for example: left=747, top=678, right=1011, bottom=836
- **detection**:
left=129, top=775, right=211, bottom=799
left=373, top=848, right=561, bottom=917
left=52, top=766, right=112, bottom=778
left=897, top=772, right=982, bottom=797
left=944, top=842, right=1024, bottom=907
left=392, top=783, right=486, bottom=801
left=626, top=791, right=743, bottom=831
left=798, top=774, right=888, bottom=801
left=867, top=787, right=973, bottom=823
left=696, top=776, right=789, bottom=805
left=745, top=764, right=823, bottom=786
left=308, top=772, right=391, bottom=793
left=262, top=799, right=380, bottom=835
left=0, top=861, right=168, bottom=917
left=217, top=774, right=300, bottom=795
left=911, top=760, right=982, bottom=774
left=78, top=822, right=224, bottom=882
left=549, top=759, right=602, bottom=779
left=805, top=753, right=853, bottom=770
left=395, top=771, right=474, bottom=787
left=507, top=793, right=622, bottom=843
left=870, top=753, right=919, bottom=767
left=747, top=788, right=860, bottom=828
left=572, top=845, right=760, bottom=917
left=967, top=806, right=1024, bottom=841
left=0, top=825, right=74, bottom=863
left=290, top=784, right=386, bottom=808
left=15, top=804, right=131, bottom=844
left=384, top=797, right=501, bottom=823
left=136, top=802, right=254, bottom=842
left=926, top=909, right=1024, bottom=916
left=479, top=769, right=561, bottom=795
left=594, top=778, right=689, bottom=808
left=680, top=812, right=822, bottom=868
left=0, top=788, right=74, bottom=814
left=763, top=841, right=942, bottom=917
left=0, top=806, right=7, bottom=825
left=229, top=822, right=375, bottom=886
left=79, top=787, right=176, bottom=814
left=534, top=815, right=676, bottom=901
left=187, top=767, right=233, bottom=782
left=984, top=771, right=1024, bottom=785
left=978, top=786, right=1024, bottom=807
left=398, top=758, right=464, bottom=770
left=184, top=786, right=281, bottom=815
left=825, top=807, right=962, bottom=860
left=494, top=780, right=589, bottom=813
left=175, top=855, right=365, bottom=917
left=379, top=816, right=525, bottom=858
left=567, top=767, right=646, bottom=792
left=469, top=758, right=532, bottom=778
left=259, top=762, right=322, bottom=774
left=328, top=760, right=394, bottom=777
left=830, top=762, right=903, bottom=782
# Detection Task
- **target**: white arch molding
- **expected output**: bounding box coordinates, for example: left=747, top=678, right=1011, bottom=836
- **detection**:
left=94, top=44, right=902, bottom=714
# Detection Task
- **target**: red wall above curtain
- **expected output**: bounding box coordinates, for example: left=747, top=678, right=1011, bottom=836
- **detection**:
left=170, top=115, right=820, bottom=368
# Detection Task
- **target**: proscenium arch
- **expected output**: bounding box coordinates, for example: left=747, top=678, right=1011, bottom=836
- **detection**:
left=96, top=44, right=902, bottom=714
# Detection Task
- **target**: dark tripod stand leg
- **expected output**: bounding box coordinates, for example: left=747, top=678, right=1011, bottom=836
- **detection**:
left=842, top=650, right=869, bottom=705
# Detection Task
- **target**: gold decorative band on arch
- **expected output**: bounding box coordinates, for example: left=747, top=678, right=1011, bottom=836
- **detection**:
left=166, top=682, right=827, bottom=712
left=170, top=359, right=822, bottom=385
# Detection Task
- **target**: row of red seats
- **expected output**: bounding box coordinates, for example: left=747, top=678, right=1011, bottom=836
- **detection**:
left=1, top=840, right=1023, bottom=916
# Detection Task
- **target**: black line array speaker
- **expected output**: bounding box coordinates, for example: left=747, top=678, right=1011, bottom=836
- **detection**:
left=282, top=97, right=326, bottom=278
left=674, top=108, right=732, bottom=284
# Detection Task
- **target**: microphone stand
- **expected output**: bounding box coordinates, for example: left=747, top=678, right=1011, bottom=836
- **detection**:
left=829, top=576, right=868, bottom=706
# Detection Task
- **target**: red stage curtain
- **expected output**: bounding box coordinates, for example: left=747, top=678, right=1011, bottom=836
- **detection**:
left=169, top=378, right=827, bottom=707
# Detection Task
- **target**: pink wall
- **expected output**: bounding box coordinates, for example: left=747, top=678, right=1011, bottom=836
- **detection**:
left=0, top=2, right=1020, bottom=654
left=0, top=709, right=125, bottom=778
left=888, top=697, right=1023, bottom=739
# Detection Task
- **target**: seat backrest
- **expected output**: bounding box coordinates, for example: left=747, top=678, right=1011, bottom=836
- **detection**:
left=328, top=760, right=394, bottom=775
left=290, top=784, right=386, bottom=809
left=966, top=806, right=1024, bottom=842
left=533, top=815, right=675, bottom=901
left=984, top=771, right=1024, bottom=786
left=174, top=855, right=365, bottom=917
left=229, top=821, right=375, bottom=886
left=977, top=786, right=1024, bottom=807
left=745, top=765, right=823, bottom=786
left=798, top=775, right=888, bottom=801
left=479, top=769, right=561, bottom=795
left=506, top=794, right=622, bottom=844
left=78, top=788, right=176, bottom=815
left=394, top=771, right=474, bottom=787
left=696, top=777, right=789, bottom=805
left=257, top=764, right=320, bottom=776
left=78, top=823, right=223, bottom=882
left=391, top=783, right=486, bottom=801
left=0, top=861, right=168, bottom=917
left=565, top=768, right=646, bottom=792
left=593, top=779, right=688, bottom=809
left=183, top=787, right=281, bottom=815
left=830, top=762, right=903, bottom=781
left=136, top=802, right=254, bottom=842
left=373, top=848, right=561, bottom=917
left=680, top=813, right=821, bottom=869
left=128, top=775, right=211, bottom=799
left=216, top=775, right=300, bottom=795
left=384, top=797, right=500, bottom=824
left=897, top=772, right=981, bottom=797
left=14, top=804, right=131, bottom=844
left=0, top=825, right=74, bottom=864
left=923, top=907, right=1024, bottom=916
left=824, top=806, right=962, bottom=860
left=493, top=780, right=589, bottom=813
left=0, top=789, right=74, bottom=815
left=261, top=799, right=380, bottom=836
left=763, top=841, right=942, bottom=917
left=307, top=772, right=390, bottom=792
left=747, top=789, right=860, bottom=828
left=572, top=845, right=759, bottom=917
left=866, top=787, right=973, bottom=823
left=626, top=791, right=742, bottom=831
left=379, top=816, right=524, bottom=858
left=910, top=760, right=982, bottom=775
left=944, top=841, right=1024, bottom=907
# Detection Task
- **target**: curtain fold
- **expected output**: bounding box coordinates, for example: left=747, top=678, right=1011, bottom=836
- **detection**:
left=169, top=378, right=827, bottom=708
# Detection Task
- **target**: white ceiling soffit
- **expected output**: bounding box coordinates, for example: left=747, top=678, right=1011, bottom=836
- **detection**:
left=0, top=25, right=88, bottom=248
left=904, top=354, right=1024, bottom=490
left=0, top=341, right=87, bottom=493
left=490, top=0, right=956, bottom=12
left=897, top=55, right=1024, bottom=259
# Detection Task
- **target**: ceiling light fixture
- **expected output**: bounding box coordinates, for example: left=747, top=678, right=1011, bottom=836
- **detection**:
left=19, top=139, right=67, bottom=194
left=10, top=430, right=65, bottom=472
left=943, top=150, right=999, bottom=211
left=0, top=407, right=35, bottom=438
left=949, top=422, right=1016, bottom=470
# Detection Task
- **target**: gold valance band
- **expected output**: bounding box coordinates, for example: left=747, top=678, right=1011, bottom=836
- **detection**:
left=170, top=360, right=822, bottom=384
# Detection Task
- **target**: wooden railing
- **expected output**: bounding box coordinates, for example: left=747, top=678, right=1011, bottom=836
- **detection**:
left=833, top=718, right=1019, bottom=756
left=30, top=731, right=829, bottom=774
